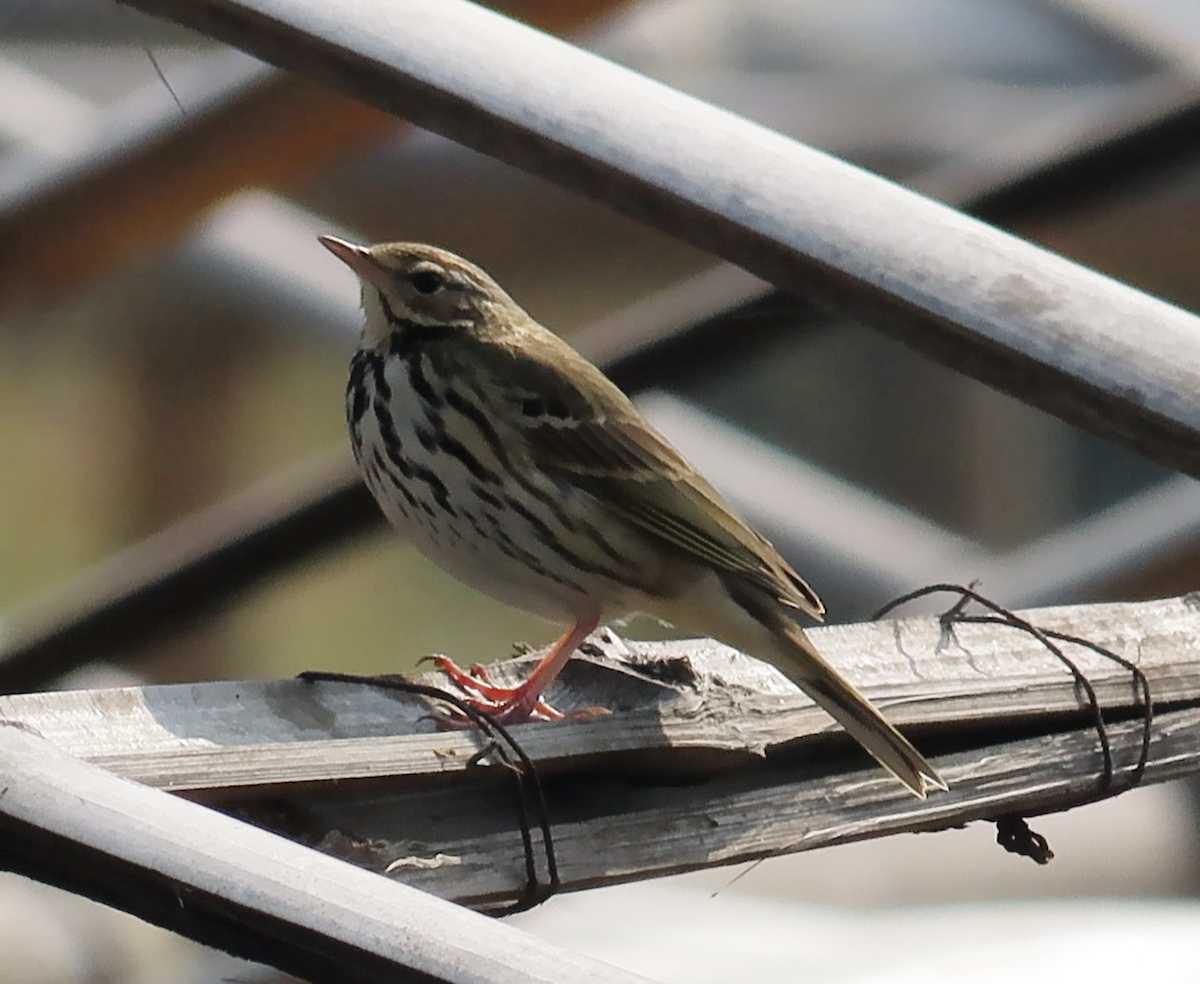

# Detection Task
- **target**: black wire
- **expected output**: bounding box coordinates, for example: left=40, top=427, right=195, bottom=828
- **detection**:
left=296, top=671, right=559, bottom=913
left=871, top=583, right=1155, bottom=863
left=110, top=1, right=187, bottom=116
left=951, top=617, right=1153, bottom=789
left=1043, top=626, right=1153, bottom=784
left=872, top=583, right=1153, bottom=794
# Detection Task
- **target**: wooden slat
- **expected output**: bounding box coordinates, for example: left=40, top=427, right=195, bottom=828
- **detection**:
left=0, top=596, right=1188, bottom=908
left=325, top=709, right=1193, bottom=907
left=4, top=596, right=1187, bottom=789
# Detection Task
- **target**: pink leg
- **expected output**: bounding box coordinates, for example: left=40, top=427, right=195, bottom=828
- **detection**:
left=428, top=614, right=600, bottom=725
left=425, top=657, right=565, bottom=720
left=422, top=657, right=510, bottom=700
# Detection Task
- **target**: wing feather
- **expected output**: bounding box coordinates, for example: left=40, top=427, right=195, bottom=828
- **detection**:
left=461, top=335, right=824, bottom=620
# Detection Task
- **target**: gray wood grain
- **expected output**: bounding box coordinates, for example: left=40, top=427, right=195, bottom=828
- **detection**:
left=0, top=596, right=1189, bottom=908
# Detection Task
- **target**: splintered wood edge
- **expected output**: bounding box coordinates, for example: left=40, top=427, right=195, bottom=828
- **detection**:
left=0, top=595, right=1192, bottom=912
left=248, top=707, right=1198, bottom=907
left=0, top=595, right=1191, bottom=793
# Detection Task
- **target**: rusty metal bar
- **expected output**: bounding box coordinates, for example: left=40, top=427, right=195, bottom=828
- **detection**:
left=0, top=52, right=398, bottom=305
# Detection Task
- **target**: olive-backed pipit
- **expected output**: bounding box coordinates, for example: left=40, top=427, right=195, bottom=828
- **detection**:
left=322, top=235, right=945, bottom=798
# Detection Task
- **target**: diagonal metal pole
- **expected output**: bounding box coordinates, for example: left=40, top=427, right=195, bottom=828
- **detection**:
left=0, top=722, right=650, bottom=983
left=0, top=0, right=635, bottom=307
left=118, top=0, right=1200, bottom=477
left=0, top=456, right=375, bottom=692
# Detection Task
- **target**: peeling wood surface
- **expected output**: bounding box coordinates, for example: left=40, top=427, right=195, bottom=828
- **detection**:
left=1, top=597, right=1188, bottom=787
left=1, top=596, right=1196, bottom=909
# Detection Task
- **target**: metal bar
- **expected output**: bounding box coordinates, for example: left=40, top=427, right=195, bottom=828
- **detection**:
left=0, top=0, right=634, bottom=307
left=117, top=0, right=1200, bottom=478
left=1043, top=0, right=1200, bottom=75
left=0, top=456, right=376, bottom=692
left=0, top=51, right=400, bottom=306
left=635, top=394, right=981, bottom=613
left=950, top=77, right=1200, bottom=228
left=0, top=723, right=650, bottom=984
left=980, top=474, right=1200, bottom=606
left=638, top=398, right=1200, bottom=615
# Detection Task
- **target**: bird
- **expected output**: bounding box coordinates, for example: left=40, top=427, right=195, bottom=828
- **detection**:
left=321, top=235, right=946, bottom=798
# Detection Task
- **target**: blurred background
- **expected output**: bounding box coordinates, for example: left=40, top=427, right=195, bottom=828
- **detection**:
left=2, top=0, right=1200, bottom=980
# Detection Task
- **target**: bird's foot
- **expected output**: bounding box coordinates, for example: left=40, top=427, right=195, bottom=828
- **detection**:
left=419, top=655, right=608, bottom=727
left=421, top=655, right=563, bottom=724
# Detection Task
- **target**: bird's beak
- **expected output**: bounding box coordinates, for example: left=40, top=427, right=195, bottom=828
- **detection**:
left=319, top=235, right=388, bottom=290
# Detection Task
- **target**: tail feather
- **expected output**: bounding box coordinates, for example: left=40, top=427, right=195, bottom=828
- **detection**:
left=774, top=621, right=946, bottom=798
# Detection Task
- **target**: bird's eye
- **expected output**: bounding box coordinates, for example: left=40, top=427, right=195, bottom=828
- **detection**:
left=411, top=270, right=444, bottom=295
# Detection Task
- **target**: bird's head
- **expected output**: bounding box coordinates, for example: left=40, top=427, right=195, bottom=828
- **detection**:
left=320, top=236, right=522, bottom=348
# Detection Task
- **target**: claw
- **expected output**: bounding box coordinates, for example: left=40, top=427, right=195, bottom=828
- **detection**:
left=424, top=655, right=564, bottom=722
left=418, top=616, right=606, bottom=726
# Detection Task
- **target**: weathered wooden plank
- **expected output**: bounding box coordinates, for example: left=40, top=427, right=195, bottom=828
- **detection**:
left=0, top=597, right=1192, bottom=909
left=0, top=597, right=1186, bottom=791
left=295, top=708, right=1187, bottom=908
